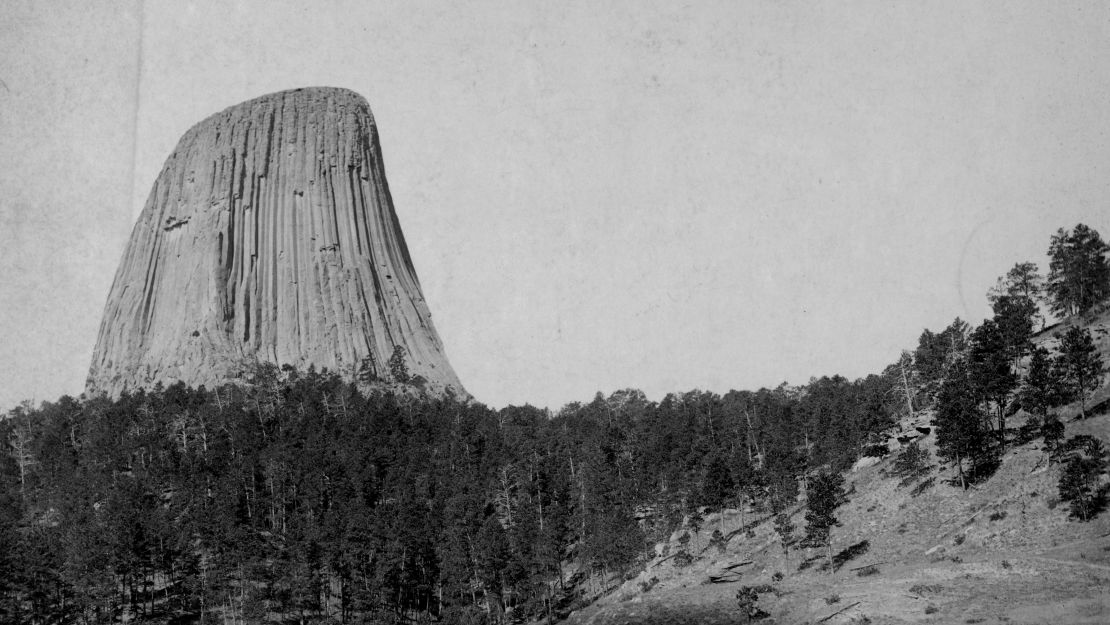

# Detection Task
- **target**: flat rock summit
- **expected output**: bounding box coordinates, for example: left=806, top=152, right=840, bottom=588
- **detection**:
left=87, top=87, right=466, bottom=397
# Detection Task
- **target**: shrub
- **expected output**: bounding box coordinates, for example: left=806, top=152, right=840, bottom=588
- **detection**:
left=672, top=551, right=694, bottom=568
left=1015, top=418, right=1040, bottom=445
left=909, top=584, right=943, bottom=594
left=639, top=576, right=660, bottom=593
left=825, top=594, right=841, bottom=605
left=736, top=586, right=771, bottom=621
left=856, top=565, right=879, bottom=577
left=988, top=510, right=1007, bottom=522
left=709, top=529, right=728, bottom=554
left=925, top=605, right=939, bottom=614
left=771, top=571, right=784, bottom=582
left=1001, top=560, right=1012, bottom=569
left=953, top=534, right=965, bottom=545
left=863, top=444, right=889, bottom=458
left=893, top=442, right=931, bottom=484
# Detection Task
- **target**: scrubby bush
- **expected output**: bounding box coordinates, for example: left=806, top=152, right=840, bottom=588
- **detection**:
left=856, top=565, right=880, bottom=577
left=863, top=444, right=889, bottom=458
left=892, top=441, right=931, bottom=485
left=736, top=586, right=771, bottom=622
left=709, top=529, right=728, bottom=554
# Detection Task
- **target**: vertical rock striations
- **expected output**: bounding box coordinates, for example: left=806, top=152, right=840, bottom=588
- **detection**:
left=87, top=87, right=466, bottom=397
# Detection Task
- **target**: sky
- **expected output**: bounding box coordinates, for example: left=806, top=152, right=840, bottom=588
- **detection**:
left=3, top=1, right=1110, bottom=411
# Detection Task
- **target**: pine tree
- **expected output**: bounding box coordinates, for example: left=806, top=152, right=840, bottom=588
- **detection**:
left=1020, top=346, right=1064, bottom=423
left=773, top=513, right=795, bottom=555
left=1047, top=224, right=1110, bottom=317
left=1041, top=417, right=1065, bottom=453
left=935, top=359, right=991, bottom=489
left=804, top=471, right=844, bottom=561
left=389, top=345, right=410, bottom=383
left=968, top=321, right=1018, bottom=448
left=988, top=262, right=1046, bottom=328
left=700, top=455, right=735, bottom=511
left=991, top=295, right=1038, bottom=359
left=1054, top=326, right=1105, bottom=419
left=1057, top=437, right=1108, bottom=521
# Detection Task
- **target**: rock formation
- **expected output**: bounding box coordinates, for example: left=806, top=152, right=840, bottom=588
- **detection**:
left=87, top=87, right=466, bottom=397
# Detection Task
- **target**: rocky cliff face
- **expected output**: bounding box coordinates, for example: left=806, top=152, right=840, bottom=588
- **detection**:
left=87, top=87, right=466, bottom=397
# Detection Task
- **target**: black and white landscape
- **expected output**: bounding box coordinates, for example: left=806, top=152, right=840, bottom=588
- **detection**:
left=3, top=3, right=1110, bottom=624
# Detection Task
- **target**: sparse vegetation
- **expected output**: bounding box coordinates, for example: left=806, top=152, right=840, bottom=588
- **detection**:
left=825, top=593, right=841, bottom=605
left=639, top=576, right=660, bottom=593
left=910, top=584, right=943, bottom=595
left=893, top=441, right=932, bottom=486
left=856, top=565, right=879, bottom=577
left=925, top=605, right=940, bottom=614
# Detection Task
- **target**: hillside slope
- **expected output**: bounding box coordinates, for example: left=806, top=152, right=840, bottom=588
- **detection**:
left=561, top=312, right=1110, bottom=625
left=562, top=413, right=1110, bottom=624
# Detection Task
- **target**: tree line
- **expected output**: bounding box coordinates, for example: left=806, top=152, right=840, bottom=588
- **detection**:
left=0, top=360, right=905, bottom=624
left=2, top=222, right=1108, bottom=624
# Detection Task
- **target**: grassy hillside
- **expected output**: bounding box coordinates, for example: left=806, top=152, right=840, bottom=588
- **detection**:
left=562, top=410, right=1110, bottom=625
left=560, top=310, right=1110, bottom=625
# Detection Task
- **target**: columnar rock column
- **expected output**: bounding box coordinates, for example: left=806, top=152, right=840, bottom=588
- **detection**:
left=87, top=87, right=466, bottom=397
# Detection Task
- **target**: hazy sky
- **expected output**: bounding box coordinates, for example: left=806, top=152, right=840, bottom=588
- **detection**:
left=4, top=1, right=1110, bottom=411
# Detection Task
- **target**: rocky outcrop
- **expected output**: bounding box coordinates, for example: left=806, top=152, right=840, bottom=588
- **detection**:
left=87, top=87, right=466, bottom=398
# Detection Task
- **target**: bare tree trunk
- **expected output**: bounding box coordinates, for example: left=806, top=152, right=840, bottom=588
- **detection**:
left=899, top=352, right=915, bottom=419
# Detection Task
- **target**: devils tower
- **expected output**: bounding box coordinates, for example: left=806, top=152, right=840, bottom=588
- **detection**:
left=87, top=87, right=466, bottom=397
